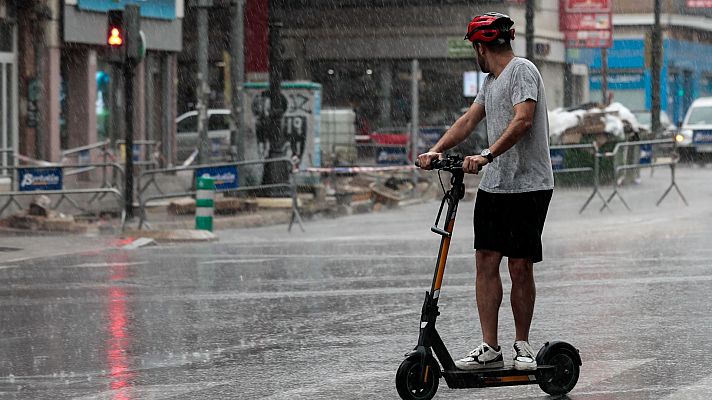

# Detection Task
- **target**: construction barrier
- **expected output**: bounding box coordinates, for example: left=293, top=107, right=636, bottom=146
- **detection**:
left=138, top=157, right=304, bottom=232
left=549, top=143, right=610, bottom=214
left=0, top=163, right=126, bottom=228
left=601, top=138, right=687, bottom=210
left=195, top=176, right=215, bottom=231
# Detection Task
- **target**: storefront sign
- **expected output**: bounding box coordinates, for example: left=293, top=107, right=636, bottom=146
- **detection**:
left=77, top=0, right=176, bottom=20
left=448, top=37, right=473, bottom=58
left=18, top=167, right=63, bottom=192
left=196, top=165, right=239, bottom=191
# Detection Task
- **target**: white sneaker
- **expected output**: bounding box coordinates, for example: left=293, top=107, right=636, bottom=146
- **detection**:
left=454, top=343, right=504, bottom=370
left=513, top=341, right=537, bottom=370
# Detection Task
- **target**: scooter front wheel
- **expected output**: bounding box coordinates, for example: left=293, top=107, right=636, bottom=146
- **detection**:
left=537, top=347, right=580, bottom=395
left=395, top=355, right=440, bottom=400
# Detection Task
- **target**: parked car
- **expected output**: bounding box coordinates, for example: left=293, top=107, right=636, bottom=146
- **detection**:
left=678, top=97, right=712, bottom=159
left=631, top=110, right=676, bottom=139
left=176, top=109, right=233, bottom=163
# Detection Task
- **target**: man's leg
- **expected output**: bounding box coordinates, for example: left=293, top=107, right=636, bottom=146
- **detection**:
left=508, top=257, right=535, bottom=342
left=476, top=249, right=504, bottom=347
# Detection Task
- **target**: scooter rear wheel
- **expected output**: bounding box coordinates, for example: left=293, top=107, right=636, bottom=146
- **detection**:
left=537, top=348, right=580, bottom=395
left=395, top=356, right=440, bottom=400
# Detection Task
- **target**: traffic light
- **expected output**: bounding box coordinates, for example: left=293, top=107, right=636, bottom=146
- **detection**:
left=107, top=10, right=125, bottom=63
left=106, top=6, right=142, bottom=64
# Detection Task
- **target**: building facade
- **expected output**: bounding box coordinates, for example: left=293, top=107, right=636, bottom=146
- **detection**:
left=6, top=0, right=183, bottom=164
left=568, top=0, right=712, bottom=122
left=275, top=0, right=570, bottom=129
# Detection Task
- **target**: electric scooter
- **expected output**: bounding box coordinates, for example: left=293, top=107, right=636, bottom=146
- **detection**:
left=396, top=156, right=581, bottom=400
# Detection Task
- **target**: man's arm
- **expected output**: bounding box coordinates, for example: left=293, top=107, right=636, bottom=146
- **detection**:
left=462, top=100, right=536, bottom=174
left=417, top=102, right=486, bottom=169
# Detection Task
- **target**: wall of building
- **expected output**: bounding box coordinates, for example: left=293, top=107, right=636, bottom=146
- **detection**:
left=278, top=1, right=567, bottom=128
left=569, top=34, right=712, bottom=122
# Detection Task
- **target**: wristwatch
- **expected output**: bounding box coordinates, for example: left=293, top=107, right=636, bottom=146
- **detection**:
left=480, top=148, right=494, bottom=163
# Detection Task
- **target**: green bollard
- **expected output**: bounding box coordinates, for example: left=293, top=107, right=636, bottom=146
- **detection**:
left=195, top=176, right=215, bottom=231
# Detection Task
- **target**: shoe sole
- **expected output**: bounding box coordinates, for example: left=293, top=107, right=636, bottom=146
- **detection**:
left=513, top=361, right=537, bottom=371
left=455, top=360, right=505, bottom=370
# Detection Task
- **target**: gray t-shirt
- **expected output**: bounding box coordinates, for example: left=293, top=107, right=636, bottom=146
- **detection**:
left=474, top=57, right=554, bottom=193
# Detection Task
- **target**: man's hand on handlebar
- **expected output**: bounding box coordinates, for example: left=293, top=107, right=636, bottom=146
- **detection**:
left=462, top=155, right=488, bottom=174
left=416, top=151, right=442, bottom=170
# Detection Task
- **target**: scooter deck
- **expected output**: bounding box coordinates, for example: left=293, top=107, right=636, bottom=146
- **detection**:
left=442, top=364, right=554, bottom=389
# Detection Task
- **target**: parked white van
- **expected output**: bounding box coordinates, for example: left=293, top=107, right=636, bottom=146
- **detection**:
left=175, top=109, right=233, bottom=163
left=678, top=97, right=712, bottom=156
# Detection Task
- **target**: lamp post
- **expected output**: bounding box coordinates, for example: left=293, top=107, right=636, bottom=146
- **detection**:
left=261, top=0, right=289, bottom=195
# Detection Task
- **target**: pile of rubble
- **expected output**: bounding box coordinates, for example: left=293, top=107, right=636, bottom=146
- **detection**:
left=549, top=102, right=641, bottom=146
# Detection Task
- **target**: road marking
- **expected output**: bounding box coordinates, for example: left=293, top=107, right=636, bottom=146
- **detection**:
left=662, top=373, right=712, bottom=399
left=198, top=258, right=278, bottom=265
left=71, top=381, right=232, bottom=400
left=63, top=261, right=149, bottom=269
left=575, top=358, right=654, bottom=389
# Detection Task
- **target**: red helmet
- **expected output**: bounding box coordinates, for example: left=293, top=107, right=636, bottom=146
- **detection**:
left=465, top=12, right=515, bottom=44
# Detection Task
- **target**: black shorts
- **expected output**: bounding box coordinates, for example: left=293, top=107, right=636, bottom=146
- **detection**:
left=473, top=189, right=553, bottom=263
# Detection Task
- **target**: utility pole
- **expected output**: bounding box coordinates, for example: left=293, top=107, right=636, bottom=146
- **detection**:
left=651, top=0, right=663, bottom=137
left=261, top=0, right=289, bottom=195
left=601, top=48, right=609, bottom=105
left=410, top=59, right=419, bottom=185
left=230, top=0, right=246, bottom=166
left=195, top=0, right=212, bottom=165
left=525, top=0, right=535, bottom=62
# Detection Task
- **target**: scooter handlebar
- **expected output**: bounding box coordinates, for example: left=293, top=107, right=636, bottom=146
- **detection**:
left=415, top=156, right=463, bottom=171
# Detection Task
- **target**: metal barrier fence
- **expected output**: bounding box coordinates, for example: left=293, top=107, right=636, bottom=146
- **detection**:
left=138, top=157, right=304, bottom=232
left=602, top=138, right=687, bottom=210
left=0, top=148, right=14, bottom=179
left=550, top=142, right=610, bottom=214
left=0, top=163, right=126, bottom=227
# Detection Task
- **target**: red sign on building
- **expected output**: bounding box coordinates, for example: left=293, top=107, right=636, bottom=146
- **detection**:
left=564, top=0, right=611, bottom=12
left=561, top=0, right=613, bottom=48
left=686, top=0, right=712, bottom=7
left=562, top=13, right=611, bottom=30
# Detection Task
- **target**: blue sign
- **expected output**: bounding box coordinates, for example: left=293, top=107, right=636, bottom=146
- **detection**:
left=693, top=130, right=712, bottom=144
left=639, top=144, right=653, bottom=165
left=419, top=127, right=445, bottom=154
left=376, top=147, right=408, bottom=165
left=77, top=0, right=176, bottom=20
left=18, top=167, right=63, bottom=192
left=196, top=165, right=238, bottom=191
left=550, top=149, right=565, bottom=171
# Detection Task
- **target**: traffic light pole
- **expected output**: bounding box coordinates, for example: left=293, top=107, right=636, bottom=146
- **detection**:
left=124, top=60, right=136, bottom=218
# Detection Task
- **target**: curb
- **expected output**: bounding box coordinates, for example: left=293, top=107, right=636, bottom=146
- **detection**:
left=122, top=229, right=218, bottom=242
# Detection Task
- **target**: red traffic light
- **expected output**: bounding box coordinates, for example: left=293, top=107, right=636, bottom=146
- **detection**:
left=108, top=27, right=123, bottom=46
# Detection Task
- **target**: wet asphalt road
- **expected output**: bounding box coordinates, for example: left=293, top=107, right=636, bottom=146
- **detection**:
left=1, top=166, right=711, bottom=399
